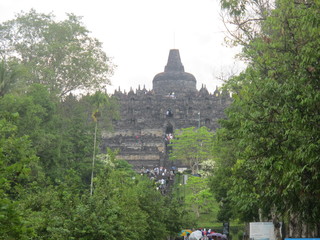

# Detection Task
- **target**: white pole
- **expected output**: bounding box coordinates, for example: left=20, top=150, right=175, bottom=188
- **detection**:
left=90, top=121, right=98, bottom=196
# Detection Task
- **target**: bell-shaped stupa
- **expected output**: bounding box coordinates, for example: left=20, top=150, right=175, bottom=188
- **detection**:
left=152, top=49, right=197, bottom=95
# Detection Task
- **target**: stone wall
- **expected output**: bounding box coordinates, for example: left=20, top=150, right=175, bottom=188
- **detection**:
left=101, top=49, right=232, bottom=170
left=101, top=87, right=231, bottom=169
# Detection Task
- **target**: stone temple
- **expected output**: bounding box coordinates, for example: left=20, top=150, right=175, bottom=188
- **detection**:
left=102, top=49, right=231, bottom=170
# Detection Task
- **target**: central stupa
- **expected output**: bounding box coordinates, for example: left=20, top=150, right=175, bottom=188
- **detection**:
left=152, top=49, right=197, bottom=96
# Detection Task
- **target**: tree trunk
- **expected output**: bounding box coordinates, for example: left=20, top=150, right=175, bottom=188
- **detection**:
left=288, top=212, right=302, bottom=237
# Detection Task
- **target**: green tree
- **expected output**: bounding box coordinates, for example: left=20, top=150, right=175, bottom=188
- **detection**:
left=0, top=9, right=114, bottom=97
left=162, top=196, right=185, bottom=238
left=185, top=176, right=215, bottom=219
left=0, top=85, right=62, bottom=179
left=69, top=152, right=171, bottom=240
left=169, top=126, right=214, bottom=174
left=0, top=85, right=118, bottom=182
left=214, top=0, right=320, bottom=234
left=208, top=128, right=257, bottom=222
left=89, top=91, right=116, bottom=196
left=136, top=177, right=169, bottom=240
left=0, top=115, right=38, bottom=239
left=0, top=60, right=25, bottom=97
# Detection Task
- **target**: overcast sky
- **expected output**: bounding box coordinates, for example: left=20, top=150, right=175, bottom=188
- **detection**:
left=0, top=0, right=245, bottom=94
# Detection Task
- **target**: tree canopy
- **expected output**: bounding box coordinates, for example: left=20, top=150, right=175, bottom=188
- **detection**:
left=0, top=9, right=113, bottom=97
left=210, top=0, right=320, bottom=235
left=0, top=86, right=183, bottom=239
left=0, top=9, right=187, bottom=239
left=169, top=126, right=214, bottom=174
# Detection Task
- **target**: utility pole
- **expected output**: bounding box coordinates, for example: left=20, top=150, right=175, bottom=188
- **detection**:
left=198, top=111, right=201, bottom=128
left=90, top=119, right=98, bottom=196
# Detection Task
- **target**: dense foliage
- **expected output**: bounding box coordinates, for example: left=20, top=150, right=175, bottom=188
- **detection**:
left=0, top=9, right=113, bottom=97
left=0, top=87, right=183, bottom=239
left=169, top=126, right=214, bottom=174
left=210, top=0, right=320, bottom=235
left=0, top=11, right=183, bottom=239
left=169, top=127, right=219, bottom=227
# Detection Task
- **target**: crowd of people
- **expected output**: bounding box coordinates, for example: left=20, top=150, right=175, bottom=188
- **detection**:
left=177, top=228, right=228, bottom=240
left=139, top=167, right=229, bottom=240
left=164, top=132, right=174, bottom=145
left=140, top=166, right=175, bottom=194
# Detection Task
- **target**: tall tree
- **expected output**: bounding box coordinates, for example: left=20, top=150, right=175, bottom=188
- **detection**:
left=169, top=127, right=214, bottom=174
left=0, top=115, right=39, bottom=239
left=89, top=91, right=114, bottom=195
left=0, top=60, right=22, bottom=96
left=185, top=176, right=215, bottom=219
left=0, top=9, right=114, bottom=97
left=214, top=0, right=320, bottom=235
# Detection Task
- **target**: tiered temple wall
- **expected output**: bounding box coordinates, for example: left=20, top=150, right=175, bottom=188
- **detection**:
left=101, top=86, right=231, bottom=169
left=101, top=49, right=232, bottom=169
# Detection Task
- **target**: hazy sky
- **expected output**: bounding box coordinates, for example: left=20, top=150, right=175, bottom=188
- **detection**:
left=0, top=0, right=244, bottom=93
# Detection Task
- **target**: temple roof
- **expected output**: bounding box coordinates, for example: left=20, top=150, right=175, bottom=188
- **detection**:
left=164, top=49, right=185, bottom=72
left=152, top=49, right=197, bottom=95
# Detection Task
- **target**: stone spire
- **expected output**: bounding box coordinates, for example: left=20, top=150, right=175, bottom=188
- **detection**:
left=152, top=49, right=197, bottom=95
left=164, top=49, right=185, bottom=72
